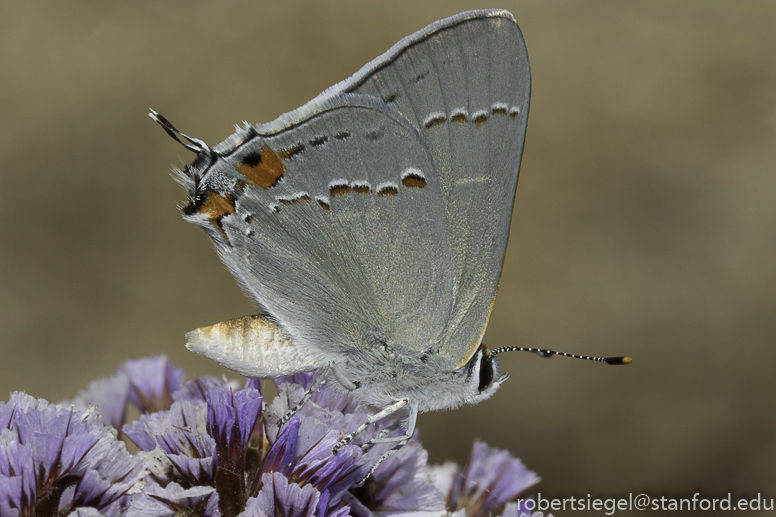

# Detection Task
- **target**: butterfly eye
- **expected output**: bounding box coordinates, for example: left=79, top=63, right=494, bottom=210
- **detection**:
left=478, top=354, right=495, bottom=392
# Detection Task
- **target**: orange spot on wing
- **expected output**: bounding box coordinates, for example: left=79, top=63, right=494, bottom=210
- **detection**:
left=377, top=186, right=398, bottom=197
left=425, top=116, right=446, bottom=129
left=279, top=194, right=312, bottom=205
left=195, top=190, right=236, bottom=238
left=330, top=184, right=351, bottom=197
left=237, top=145, right=285, bottom=189
left=401, top=176, right=426, bottom=188
left=401, top=169, right=426, bottom=188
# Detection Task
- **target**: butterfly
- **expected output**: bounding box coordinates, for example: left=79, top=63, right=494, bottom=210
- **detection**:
left=154, top=9, right=530, bottom=449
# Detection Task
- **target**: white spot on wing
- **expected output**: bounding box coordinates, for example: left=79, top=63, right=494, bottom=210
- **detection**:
left=401, top=168, right=425, bottom=181
left=423, top=112, right=447, bottom=127
left=328, top=178, right=349, bottom=189
left=351, top=180, right=372, bottom=194
left=276, top=191, right=312, bottom=205
left=509, top=106, right=521, bottom=117
left=376, top=181, right=399, bottom=195
left=491, top=102, right=509, bottom=112
left=472, top=110, right=489, bottom=125
left=450, top=108, right=468, bottom=120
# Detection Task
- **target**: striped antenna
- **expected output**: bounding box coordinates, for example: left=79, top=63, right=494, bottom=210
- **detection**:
left=490, top=346, right=632, bottom=365
left=149, top=108, right=210, bottom=154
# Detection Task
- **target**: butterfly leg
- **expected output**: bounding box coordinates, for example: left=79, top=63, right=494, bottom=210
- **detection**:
left=354, top=403, right=418, bottom=485
left=332, top=398, right=409, bottom=454
left=366, top=401, right=417, bottom=445
left=277, top=374, right=328, bottom=428
left=278, top=362, right=355, bottom=429
left=330, top=362, right=359, bottom=391
left=356, top=440, right=408, bottom=485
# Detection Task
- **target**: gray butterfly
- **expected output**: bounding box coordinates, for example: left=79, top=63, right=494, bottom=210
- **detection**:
left=154, top=9, right=530, bottom=448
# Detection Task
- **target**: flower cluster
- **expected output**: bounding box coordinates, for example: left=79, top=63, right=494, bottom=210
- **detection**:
left=0, top=393, right=143, bottom=516
left=0, top=356, right=547, bottom=517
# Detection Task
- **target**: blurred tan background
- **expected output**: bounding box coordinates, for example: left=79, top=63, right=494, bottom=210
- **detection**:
left=2, top=1, right=775, bottom=514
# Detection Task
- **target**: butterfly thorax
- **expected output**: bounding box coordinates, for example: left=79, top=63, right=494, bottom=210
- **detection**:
left=328, top=341, right=505, bottom=413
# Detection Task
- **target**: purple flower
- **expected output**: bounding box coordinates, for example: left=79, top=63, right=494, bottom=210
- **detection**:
left=243, top=472, right=321, bottom=517
left=259, top=417, right=298, bottom=479
left=120, top=355, right=185, bottom=413
left=123, top=370, right=394, bottom=517
left=123, top=399, right=216, bottom=487
left=207, top=386, right=263, bottom=516
left=66, top=373, right=130, bottom=430
left=0, top=430, right=35, bottom=516
left=207, top=386, right=263, bottom=474
left=0, top=392, right=144, bottom=516
left=72, top=432, right=145, bottom=508
left=64, top=354, right=186, bottom=431
left=125, top=482, right=219, bottom=517
left=3, top=356, right=542, bottom=517
left=273, top=373, right=317, bottom=391
left=346, top=440, right=444, bottom=517
left=175, top=376, right=237, bottom=405
left=432, top=441, right=539, bottom=517
left=292, top=420, right=360, bottom=497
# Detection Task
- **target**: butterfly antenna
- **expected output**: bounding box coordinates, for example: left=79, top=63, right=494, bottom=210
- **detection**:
left=148, top=108, right=210, bottom=154
left=490, top=346, right=632, bottom=365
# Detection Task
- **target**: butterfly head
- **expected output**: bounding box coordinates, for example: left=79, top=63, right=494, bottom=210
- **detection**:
left=408, top=342, right=509, bottom=412
left=461, top=342, right=509, bottom=405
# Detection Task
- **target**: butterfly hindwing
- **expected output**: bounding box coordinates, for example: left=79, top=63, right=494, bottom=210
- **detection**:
left=184, top=94, right=454, bottom=376
left=178, top=9, right=529, bottom=378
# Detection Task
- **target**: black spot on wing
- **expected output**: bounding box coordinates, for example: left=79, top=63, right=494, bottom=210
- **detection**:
left=278, top=143, right=305, bottom=160
left=365, top=127, right=385, bottom=141
left=309, top=135, right=328, bottom=147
